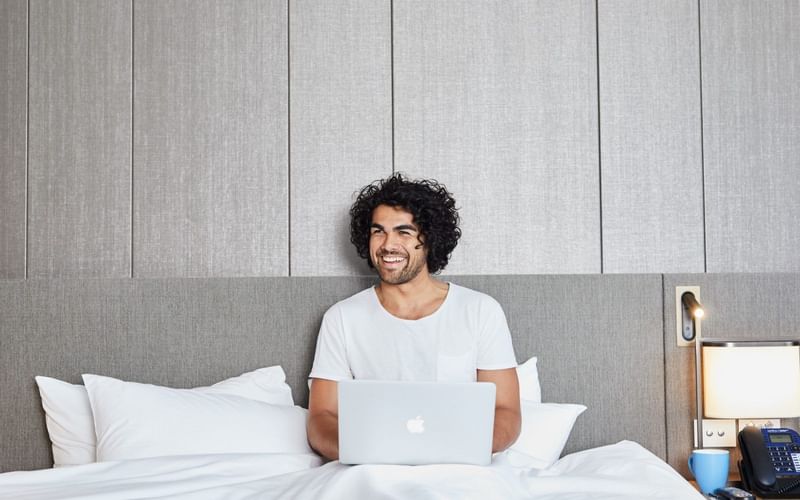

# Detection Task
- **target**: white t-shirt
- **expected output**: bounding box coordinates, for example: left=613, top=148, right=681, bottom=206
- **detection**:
left=308, top=283, right=517, bottom=383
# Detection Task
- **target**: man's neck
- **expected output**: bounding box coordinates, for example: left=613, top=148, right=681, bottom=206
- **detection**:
left=375, top=274, right=449, bottom=321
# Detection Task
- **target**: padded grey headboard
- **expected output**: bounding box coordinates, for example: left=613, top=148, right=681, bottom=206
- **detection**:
left=0, top=275, right=665, bottom=472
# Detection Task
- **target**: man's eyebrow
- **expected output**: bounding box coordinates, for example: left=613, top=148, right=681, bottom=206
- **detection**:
left=369, top=223, right=418, bottom=232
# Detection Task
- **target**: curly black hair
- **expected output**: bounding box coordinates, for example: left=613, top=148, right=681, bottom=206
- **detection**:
left=349, top=173, right=461, bottom=275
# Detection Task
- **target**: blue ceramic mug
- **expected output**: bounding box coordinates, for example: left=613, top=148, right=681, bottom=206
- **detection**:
left=688, top=448, right=729, bottom=494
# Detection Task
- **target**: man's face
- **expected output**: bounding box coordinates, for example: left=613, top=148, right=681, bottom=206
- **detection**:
left=369, top=204, right=428, bottom=285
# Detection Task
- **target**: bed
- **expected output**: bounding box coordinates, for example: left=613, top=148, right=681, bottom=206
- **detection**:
left=0, top=442, right=700, bottom=499
left=0, top=276, right=702, bottom=499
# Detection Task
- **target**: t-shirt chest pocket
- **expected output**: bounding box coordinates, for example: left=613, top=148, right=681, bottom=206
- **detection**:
left=436, top=351, right=476, bottom=382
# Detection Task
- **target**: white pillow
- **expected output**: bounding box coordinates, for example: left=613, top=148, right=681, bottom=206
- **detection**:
left=508, top=356, right=584, bottom=469
left=35, top=376, right=96, bottom=466
left=507, top=401, right=586, bottom=469
left=516, top=356, right=541, bottom=403
left=84, top=373, right=312, bottom=462
left=35, top=365, right=295, bottom=466
left=188, top=365, right=295, bottom=406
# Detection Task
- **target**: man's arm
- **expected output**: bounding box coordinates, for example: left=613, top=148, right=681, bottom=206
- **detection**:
left=477, top=367, right=521, bottom=453
left=307, top=378, right=340, bottom=460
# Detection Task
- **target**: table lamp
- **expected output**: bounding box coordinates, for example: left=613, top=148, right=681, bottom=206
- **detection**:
left=702, top=340, right=800, bottom=422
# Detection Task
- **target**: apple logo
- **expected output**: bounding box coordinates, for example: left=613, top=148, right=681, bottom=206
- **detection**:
left=406, top=415, right=425, bottom=434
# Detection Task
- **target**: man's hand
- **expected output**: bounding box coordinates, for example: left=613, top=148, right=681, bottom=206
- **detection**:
left=307, top=378, right=340, bottom=460
left=477, top=367, right=521, bottom=453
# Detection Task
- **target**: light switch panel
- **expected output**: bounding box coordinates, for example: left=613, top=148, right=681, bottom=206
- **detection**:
left=694, top=419, right=737, bottom=448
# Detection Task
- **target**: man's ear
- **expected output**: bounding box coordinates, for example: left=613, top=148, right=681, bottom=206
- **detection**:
left=415, top=232, right=426, bottom=250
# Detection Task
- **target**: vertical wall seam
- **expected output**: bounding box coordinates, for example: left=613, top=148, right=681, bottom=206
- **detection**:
left=25, top=0, right=30, bottom=279
left=697, top=0, right=708, bottom=273
left=130, top=0, right=134, bottom=278
left=287, top=0, right=292, bottom=277
left=390, top=0, right=395, bottom=174
left=660, top=274, right=670, bottom=463
left=595, top=0, right=604, bottom=274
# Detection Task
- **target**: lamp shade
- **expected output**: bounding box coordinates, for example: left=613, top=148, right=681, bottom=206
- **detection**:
left=703, top=341, right=800, bottom=419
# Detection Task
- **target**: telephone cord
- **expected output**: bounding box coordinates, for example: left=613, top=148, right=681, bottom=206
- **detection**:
left=776, top=476, right=800, bottom=495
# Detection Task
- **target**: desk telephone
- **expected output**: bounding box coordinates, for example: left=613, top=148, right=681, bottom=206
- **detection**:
left=739, top=426, right=800, bottom=498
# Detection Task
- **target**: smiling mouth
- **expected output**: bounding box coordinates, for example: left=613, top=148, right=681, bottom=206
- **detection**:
left=379, top=254, right=406, bottom=268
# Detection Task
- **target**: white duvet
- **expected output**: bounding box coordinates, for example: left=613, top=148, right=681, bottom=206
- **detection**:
left=0, top=441, right=702, bottom=500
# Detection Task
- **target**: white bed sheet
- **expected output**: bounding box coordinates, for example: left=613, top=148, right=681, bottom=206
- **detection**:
left=0, top=441, right=703, bottom=500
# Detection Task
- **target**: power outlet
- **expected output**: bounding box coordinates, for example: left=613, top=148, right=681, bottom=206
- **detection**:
left=694, top=419, right=737, bottom=448
left=738, top=419, right=781, bottom=432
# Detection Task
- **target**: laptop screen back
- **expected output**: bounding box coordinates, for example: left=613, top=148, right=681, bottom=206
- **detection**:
left=338, top=380, right=496, bottom=465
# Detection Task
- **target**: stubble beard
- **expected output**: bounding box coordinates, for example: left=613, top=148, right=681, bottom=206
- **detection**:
left=374, top=253, right=425, bottom=285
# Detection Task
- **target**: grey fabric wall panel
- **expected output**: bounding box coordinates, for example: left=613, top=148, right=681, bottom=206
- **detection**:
left=28, top=0, right=132, bottom=277
left=664, top=273, right=800, bottom=477
left=1, top=274, right=664, bottom=471
left=289, top=0, right=392, bottom=276
left=702, top=1, right=800, bottom=272
left=134, top=0, right=288, bottom=277
left=599, top=0, right=704, bottom=273
left=454, top=274, right=666, bottom=458
left=0, top=277, right=372, bottom=471
left=0, top=0, right=26, bottom=279
left=393, top=1, right=600, bottom=275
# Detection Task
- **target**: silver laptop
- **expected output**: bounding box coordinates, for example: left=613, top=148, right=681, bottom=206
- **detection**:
left=338, top=380, right=496, bottom=466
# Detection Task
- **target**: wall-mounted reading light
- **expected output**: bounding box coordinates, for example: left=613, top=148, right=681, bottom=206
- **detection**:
left=674, top=286, right=709, bottom=446
left=676, top=286, right=703, bottom=346
left=681, top=291, right=705, bottom=341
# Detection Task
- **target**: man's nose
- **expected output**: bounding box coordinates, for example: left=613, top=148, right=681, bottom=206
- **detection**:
left=381, top=232, right=401, bottom=250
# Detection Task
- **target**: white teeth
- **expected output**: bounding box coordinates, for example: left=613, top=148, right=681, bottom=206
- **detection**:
left=382, top=256, right=404, bottom=263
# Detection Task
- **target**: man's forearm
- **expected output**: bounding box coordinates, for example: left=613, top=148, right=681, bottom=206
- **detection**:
left=492, top=407, right=522, bottom=453
left=307, top=412, right=339, bottom=461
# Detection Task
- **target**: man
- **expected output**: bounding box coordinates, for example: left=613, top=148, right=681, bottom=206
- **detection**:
left=307, top=173, right=520, bottom=461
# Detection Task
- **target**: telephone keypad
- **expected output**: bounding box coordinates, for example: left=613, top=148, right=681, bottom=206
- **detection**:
left=767, top=449, right=800, bottom=473
left=760, top=428, right=800, bottom=477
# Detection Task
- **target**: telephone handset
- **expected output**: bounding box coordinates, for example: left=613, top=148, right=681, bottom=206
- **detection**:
left=738, top=426, right=800, bottom=498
